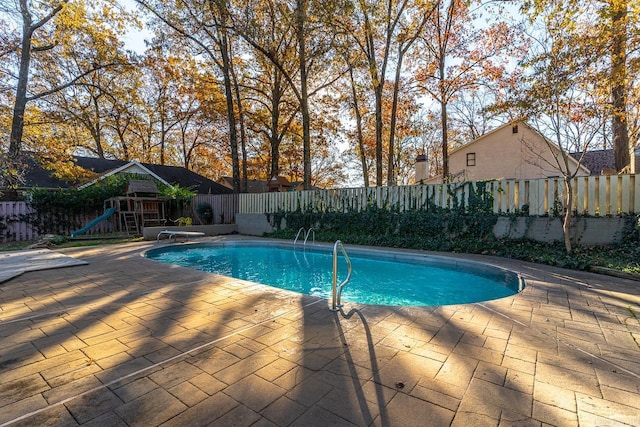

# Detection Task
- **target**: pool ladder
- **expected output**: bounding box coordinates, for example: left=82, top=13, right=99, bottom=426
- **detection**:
left=293, top=227, right=315, bottom=246
left=330, top=240, right=352, bottom=311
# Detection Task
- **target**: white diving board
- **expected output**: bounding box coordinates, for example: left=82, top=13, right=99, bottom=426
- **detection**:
left=157, top=230, right=205, bottom=243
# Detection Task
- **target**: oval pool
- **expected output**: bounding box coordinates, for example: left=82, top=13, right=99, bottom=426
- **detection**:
left=145, top=241, right=524, bottom=306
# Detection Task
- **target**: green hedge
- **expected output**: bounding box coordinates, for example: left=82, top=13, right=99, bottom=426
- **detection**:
left=266, top=182, right=499, bottom=252
left=264, top=186, right=640, bottom=273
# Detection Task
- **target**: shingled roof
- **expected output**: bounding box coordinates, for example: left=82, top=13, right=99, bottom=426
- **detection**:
left=570, top=149, right=616, bottom=175
left=17, top=155, right=232, bottom=195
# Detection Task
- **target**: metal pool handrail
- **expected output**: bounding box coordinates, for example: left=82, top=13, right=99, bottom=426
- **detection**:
left=294, top=227, right=315, bottom=246
left=303, top=228, right=315, bottom=245
left=330, top=240, right=352, bottom=311
left=293, top=227, right=305, bottom=245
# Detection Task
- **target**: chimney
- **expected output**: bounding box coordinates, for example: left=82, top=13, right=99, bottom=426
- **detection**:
left=414, top=153, right=428, bottom=183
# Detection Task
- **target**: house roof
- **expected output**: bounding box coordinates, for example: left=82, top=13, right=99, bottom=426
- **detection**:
left=268, top=176, right=291, bottom=189
left=78, top=160, right=170, bottom=189
left=19, top=156, right=70, bottom=189
left=569, top=149, right=615, bottom=175
left=19, top=155, right=232, bottom=195
left=126, top=179, right=159, bottom=195
left=219, top=177, right=269, bottom=193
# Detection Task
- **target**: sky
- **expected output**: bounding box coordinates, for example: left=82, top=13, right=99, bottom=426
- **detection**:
left=120, top=0, right=153, bottom=54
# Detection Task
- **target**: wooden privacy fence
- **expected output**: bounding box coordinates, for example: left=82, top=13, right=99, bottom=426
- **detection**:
left=3, top=175, right=639, bottom=242
left=0, top=201, right=36, bottom=242
left=0, top=202, right=113, bottom=243
left=239, top=174, right=640, bottom=217
left=0, top=195, right=237, bottom=243
left=192, top=194, right=238, bottom=224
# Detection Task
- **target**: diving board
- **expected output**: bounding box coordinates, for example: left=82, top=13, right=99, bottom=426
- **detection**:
left=156, top=230, right=205, bottom=243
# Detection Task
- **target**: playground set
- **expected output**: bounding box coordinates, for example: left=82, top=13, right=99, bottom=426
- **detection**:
left=71, top=180, right=167, bottom=238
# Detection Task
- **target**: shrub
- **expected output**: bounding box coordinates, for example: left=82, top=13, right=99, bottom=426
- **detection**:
left=196, top=203, right=213, bottom=224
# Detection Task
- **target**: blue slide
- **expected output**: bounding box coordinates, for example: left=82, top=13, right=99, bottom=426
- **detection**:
left=71, top=207, right=117, bottom=238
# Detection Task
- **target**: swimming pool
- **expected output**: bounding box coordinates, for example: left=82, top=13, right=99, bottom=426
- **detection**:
left=145, top=241, right=524, bottom=306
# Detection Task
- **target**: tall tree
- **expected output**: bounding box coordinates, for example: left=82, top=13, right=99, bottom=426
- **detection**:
left=236, top=1, right=299, bottom=181
left=295, top=0, right=312, bottom=188
left=8, top=0, right=66, bottom=163
left=136, top=0, right=242, bottom=191
left=523, top=0, right=640, bottom=171
left=516, top=9, right=607, bottom=253
left=346, top=56, right=371, bottom=186
left=415, top=0, right=516, bottom=182
left=385, top=1, right=433, bottom=185
left=609, top=0, right=630, bottom=170
left=231, top=0, right=339, bottom=189
left=338, top=0, right=429, bottom=185
left=2, top=0, right=132, bottom=188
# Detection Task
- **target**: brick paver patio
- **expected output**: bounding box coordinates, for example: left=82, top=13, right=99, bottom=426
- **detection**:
left=1, top=236, right=639, bottom=426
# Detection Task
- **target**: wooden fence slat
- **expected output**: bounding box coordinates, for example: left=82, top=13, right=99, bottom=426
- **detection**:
left=620, top=174, right=631, bottom=214
left=598, top=176, right=607, bottom=216
left=634, top=175, right=640, bottom=215
left=489, top=181, right=499, bottom=214
left=587, top=177, right=597, bottom=216
left=575, top=177, right=585, bottom=215
left=610, top=176, right=619, bottom=215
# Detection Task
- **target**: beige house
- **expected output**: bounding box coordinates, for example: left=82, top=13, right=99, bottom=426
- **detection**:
left=417, top=121, right=591, bottom=183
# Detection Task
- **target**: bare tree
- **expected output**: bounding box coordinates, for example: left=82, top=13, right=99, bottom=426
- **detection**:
left=517, top=17, right=607, bottom=253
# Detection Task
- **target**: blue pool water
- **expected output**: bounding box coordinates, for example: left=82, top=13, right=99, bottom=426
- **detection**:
left=145, top=242, right=523, bottom=306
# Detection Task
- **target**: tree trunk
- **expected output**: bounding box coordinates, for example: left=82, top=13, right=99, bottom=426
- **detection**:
left=219, top=29, right=240, bottom=193
left=374, top=84, right=384, bottom=186
left=230, top=51, right=248, bottom=192
left=160, top=118, right=166, bottom=165
left=296, top=0, right=312, bottom=189
left=441, top=100, right=449, bottom=182
left=611, top=0, right=629, bottom=171
left=387, top=47, right=405, bottom=186
left=361, top=3, right=383, bottom=186
left=116, top=126, right=130, bottom=161
left=269, top=72, right=282, bottom=179
left=181, top=122, right=189, bottom=169
left=349, top=67, right=369, bottom=187
left=439, top=56, right=449, bottom=182
left=91, top=95, right=105, bottom=158
left=562, top=177, right=573, bottom=253
left=9, top=0, right=66, bottom=170
left=8, top=3, right=35, bottom=163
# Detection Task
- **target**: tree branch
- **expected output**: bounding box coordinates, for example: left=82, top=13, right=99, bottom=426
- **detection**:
left=29, top=1, right=68, bottom=34
left=26, top=63, right=115, bottom=102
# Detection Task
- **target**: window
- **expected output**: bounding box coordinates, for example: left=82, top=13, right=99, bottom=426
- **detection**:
left=512, top=124, right=519, bottom=134
left=466, top=153, right=476, bottom=167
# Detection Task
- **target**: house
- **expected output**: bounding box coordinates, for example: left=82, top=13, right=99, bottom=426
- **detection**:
left=416, top=121, right=592, bottom=183
left=12, top=155, right=232, bottom=196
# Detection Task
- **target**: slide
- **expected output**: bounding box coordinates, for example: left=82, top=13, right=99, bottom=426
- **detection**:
left=71, top=207, right=117, bottom=238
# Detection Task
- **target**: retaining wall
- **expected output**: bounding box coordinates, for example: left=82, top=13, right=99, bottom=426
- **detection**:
left=237, top=213, right=629, bottom=246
